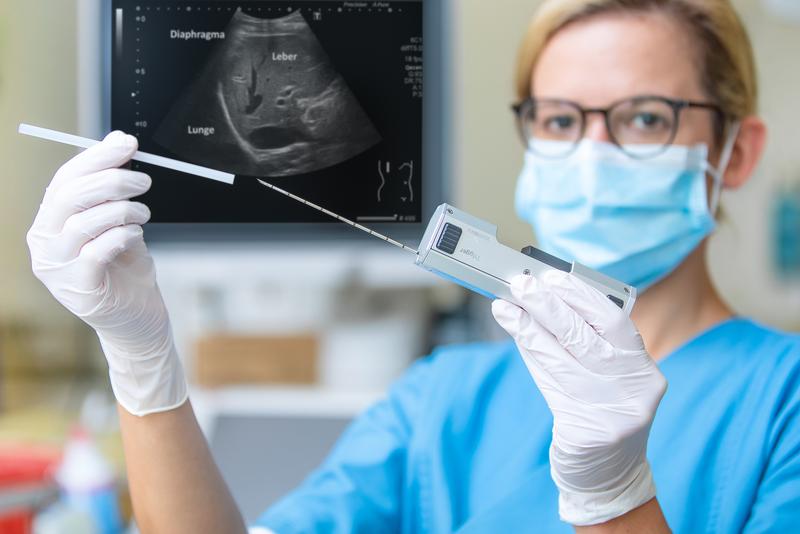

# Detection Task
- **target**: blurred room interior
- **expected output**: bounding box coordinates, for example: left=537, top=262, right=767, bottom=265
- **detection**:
left=0, top=0, right=798, bottom=530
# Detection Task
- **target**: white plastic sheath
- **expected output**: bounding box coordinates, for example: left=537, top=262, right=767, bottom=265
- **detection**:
left=492, top=270, right=667, bottom=525
left=18, top=123, right=236, bottom=185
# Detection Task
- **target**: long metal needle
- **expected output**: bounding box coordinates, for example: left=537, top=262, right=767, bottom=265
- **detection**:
left=257, top=179, right=418, bottom=255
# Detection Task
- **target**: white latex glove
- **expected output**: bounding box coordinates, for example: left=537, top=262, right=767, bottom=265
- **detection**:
left=27, top=131, right=188, bottom=416
left=492, top=270, right=667, bottom=526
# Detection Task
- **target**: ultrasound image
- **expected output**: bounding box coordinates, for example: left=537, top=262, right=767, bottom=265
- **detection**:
left=153, top=9, right=382, bottom=177
left=111, top=1, right=423, bottom=224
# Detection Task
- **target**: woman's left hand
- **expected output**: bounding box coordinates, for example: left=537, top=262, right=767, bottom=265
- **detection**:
left=492, top=271, right=667, bottom=526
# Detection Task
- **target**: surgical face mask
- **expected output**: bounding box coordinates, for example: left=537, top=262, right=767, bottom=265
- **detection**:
left=514, top=127, right=739, bottom=291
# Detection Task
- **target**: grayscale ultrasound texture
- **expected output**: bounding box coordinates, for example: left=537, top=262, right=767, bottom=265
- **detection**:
left=153, top=9, right=382, bottom=177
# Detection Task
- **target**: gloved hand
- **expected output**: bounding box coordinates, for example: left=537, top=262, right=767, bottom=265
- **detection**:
left=26, top=131, right=188, bottom=416
left=492, top=270, right=667, bottom=526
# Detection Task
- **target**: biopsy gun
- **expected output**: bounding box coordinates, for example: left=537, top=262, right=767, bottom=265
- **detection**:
left=416, top=204, right=636, bottom=314
left=18, top=124, right=637, bottom=315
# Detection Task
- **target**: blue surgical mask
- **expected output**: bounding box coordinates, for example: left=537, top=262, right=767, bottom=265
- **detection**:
left=514, top=127, right=739, bottom=291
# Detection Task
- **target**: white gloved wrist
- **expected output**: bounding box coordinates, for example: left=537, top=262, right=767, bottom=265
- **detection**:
left=27, top=131, right=188, bottom=417
left=555, top=451, right=656, bottom=525
left=492, top=270, right=666, bottom=526
left=102, top=330, right=188, bottom=417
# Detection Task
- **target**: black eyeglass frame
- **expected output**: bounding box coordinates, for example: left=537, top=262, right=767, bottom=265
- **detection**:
left=510, top=95, right=726, bottom=159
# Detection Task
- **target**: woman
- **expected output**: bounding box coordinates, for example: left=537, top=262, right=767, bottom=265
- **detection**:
left=26, top=0, right=799, bottom=532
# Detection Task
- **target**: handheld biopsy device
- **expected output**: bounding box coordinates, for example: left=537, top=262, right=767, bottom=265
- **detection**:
left=18, top=124, right=636, bottom=314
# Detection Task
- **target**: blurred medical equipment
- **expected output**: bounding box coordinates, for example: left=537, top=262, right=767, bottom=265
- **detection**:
left=773, top=181, right=800, bottom=279
left=51, top=427, right=123, bottom=534
left=0, top=449, right=59, bottom=534
left=492, top=272, right=666, bottom=525
left=34, top=393, right=125, bottom=534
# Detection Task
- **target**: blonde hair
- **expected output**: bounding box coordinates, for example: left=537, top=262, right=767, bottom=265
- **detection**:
left=515, top=0, right=758, bottom=134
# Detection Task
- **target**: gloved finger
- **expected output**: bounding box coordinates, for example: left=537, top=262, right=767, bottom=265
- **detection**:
left=540, top=270, right=643, bottom=351
left=69, top=169, right=151, bottom=207
left=509, top=275, right=616, bottom=373
left=56, top=201, right=151, bottom=262
left=492, top=298, right=528, bottom=339
left=492, top=299, right=581, bottom=377
left=49, top=131, right=138, bottom=191
left=34, top=169, right=151, bottom=235
left=76, top=224, right=145, bottom=292
left=493, top=299, right=613, bottom=405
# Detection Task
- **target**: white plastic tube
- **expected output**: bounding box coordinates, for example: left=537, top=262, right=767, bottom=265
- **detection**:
left=18, top=123, right=236, bottom=185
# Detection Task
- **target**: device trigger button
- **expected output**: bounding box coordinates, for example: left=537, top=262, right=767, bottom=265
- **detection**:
left=607, top=295, right=625, bottom=309
left=520, top=246, right=571, bottom=273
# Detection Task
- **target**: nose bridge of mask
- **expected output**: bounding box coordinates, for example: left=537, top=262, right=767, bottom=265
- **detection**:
left=523, top=141, right=626, bottom=208
left=575, top=141, right=605, bottom=200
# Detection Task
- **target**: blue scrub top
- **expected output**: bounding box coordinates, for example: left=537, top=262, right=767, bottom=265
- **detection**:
left=255, top=318, right=800, bottom=533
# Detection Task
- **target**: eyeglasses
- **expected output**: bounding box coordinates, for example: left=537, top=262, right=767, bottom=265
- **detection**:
left=511, top=95, right=724, bottom=159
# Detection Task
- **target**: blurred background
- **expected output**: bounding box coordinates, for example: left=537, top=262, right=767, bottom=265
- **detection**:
left=0, top=0, right=798, bottom=531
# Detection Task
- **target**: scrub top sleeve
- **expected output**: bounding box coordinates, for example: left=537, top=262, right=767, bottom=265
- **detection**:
left=253, top=355, right=435, bottom=534
left=742, top=353, right=800, bottom=532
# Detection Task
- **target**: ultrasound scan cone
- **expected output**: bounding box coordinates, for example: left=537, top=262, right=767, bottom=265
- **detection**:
left=153, top=9, right=382, bottom=177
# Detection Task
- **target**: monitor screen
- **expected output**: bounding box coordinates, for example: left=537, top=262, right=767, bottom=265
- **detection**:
left=110, top=1, right=431, bottom=228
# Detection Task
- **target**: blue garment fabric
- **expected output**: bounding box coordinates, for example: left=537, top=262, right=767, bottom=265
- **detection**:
left=255, top=318, right=800, bottom=533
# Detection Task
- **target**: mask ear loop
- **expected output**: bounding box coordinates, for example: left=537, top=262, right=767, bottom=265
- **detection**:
left=708, top=121, right=741, bottom=215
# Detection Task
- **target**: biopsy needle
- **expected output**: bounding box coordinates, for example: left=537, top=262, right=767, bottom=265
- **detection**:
left=18, top=123, right=419, bottom=255
left=256, top=180, right=419, bottom=255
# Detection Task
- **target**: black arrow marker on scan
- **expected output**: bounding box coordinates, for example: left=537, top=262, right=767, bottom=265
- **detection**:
left=17, top=123, right=236, bottom=185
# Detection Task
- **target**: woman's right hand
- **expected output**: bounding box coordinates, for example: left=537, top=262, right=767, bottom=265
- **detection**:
left=492, top=271, right=668, bottom=527
left=27, top=131, right=187, bottom=416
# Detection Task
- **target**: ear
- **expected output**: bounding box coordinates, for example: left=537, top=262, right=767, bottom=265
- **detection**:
left=721, top=115, right=767, bottom=190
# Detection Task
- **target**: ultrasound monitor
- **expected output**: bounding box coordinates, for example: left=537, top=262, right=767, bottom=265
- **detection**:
left=107, top=0, right=449, bottom=240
